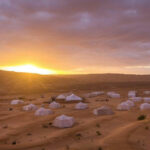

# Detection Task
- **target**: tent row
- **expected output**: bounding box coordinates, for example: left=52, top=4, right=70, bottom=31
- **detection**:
left=128, top=90, right=150, bottom=98
left=10, top=90, right=150, bottom=106
left=84, top=91, right=104, bottom=98
left=53, top=106, right=115, bottom=128
left=129, top=97, right=150, bottom=103
left=54, top=106, right=115, bottom=128
left=10, top=100, right=89, bottom=111
left=117, top=100, right=134, bottom=111
left=107, top=92, right=120, bottom=98
left=56, top=94, right=82, bottom=101
left=10, top=100, right=150, bottom=129
left=117, top=100, right=150, bottom=111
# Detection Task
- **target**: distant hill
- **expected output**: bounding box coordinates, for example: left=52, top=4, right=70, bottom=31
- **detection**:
left=0, top=70, right=150, bottom=94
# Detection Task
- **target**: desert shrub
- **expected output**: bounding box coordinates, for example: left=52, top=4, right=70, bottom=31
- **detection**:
left=96, top=123, right=100, bottom=128
left=76, top=133, right=82, bottom=140
left=12, top=141, right=16, bottom=145
left=9, top=108, right=13, bottom=111
left=2, top=125, right=8, bottom=129
left=98, top=146, right=102, bottom=150
left=49, top=122, right=52, bottom=126
left=51, top=96, right=56, bottom=101
left=137, top=115, right=146, bottom=120
left=42, top=124, right=48, bottom=128
left=27, top=133, right=32, bottom=136
left=96, top=131, right=102, bottom=136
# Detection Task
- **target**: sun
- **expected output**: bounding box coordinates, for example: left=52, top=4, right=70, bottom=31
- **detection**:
left=1, top=64, right=56, bottom=75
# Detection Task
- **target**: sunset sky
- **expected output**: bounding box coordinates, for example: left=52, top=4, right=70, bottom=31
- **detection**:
left=0, top=0, right=150, bottom=74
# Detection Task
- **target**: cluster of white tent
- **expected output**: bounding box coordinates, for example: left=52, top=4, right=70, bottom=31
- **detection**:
left=57, top=91, right=105, bottom=101
left=107, top=92, right=120, bottom=98
left=53, top=105, right=115, bottom=128
left=116, top=90, right=150, bottom=111
left=117, top=100, right=134, bottom=111
left=55, top=90, right=150, bottom=101
left=128, top=91, right=137, bottom=98
left=9, top=98, right=87, bottom=128
left=84, top=91, right=104, bottom=98
left=117, top=100, right=150, bottom=111
left=128, top=90, right=150, bottom=97
left=139, top=97, right=150, bottom=110
left=140, top=103, right=150, bottom=110
left=143, top=97, right=150, bottom=103
left=130, top=97, right=142, bottom=102
left=9, top=90, right=150, bottom=128
left=129, top=97, right=150, bottom=103
left=56, top=94, right=82, bottom=102
left=143, top=91, right=150, bottom=95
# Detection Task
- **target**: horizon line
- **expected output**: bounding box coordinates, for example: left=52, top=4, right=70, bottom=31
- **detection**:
left=0, top=69, right=150, bottom=76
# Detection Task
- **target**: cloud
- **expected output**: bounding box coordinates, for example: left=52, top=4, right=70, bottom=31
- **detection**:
left=0, top=0, right=150, bottom=73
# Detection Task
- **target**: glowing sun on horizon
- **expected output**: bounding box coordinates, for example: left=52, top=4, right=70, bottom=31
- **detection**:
left=1, top=64, right=56, bottom=75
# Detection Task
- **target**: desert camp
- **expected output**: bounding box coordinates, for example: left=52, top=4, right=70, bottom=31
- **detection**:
left=0, top=0, right=150, bottom=150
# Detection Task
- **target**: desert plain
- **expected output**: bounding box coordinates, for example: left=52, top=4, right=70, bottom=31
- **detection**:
left=0, top=72, right=150, bottom=150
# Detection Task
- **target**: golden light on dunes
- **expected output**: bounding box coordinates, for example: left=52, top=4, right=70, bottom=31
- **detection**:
left=1, top=64, right=56, bottom=75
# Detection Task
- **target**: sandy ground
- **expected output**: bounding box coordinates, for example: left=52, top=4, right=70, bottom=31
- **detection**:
left=0, top=89, right=150, bottom=150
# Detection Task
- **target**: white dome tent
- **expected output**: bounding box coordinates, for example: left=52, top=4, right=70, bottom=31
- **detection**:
left=125, top=100, right=135, bottom=107
left=89, top=91, right=104, bottom=97
left=49, top=101, right=61, bottom=109
left=85, top=91, right=104, bottom=98
left=107, top=92, right=115, bottom=97
left=91, top=91, right=104, bottom=95
left=11, top=99, right=24, bottom=105
left=110, top=93, right=120, bottom=98
left=93, top=106, right=114, bottom=116
left=117, top=102, right=131, bottom=111
left=143, top=97, right=150, bottom=103
left=107, top=92, right=120, bottom=98
left=130, top=97, right=142, bottom=102
left=144, top=91, right=150, bottom=95
left=23, top=104, right=37, bottom=111
left=66, top=94, right=82, bottom=102
left=75, top=102, right=88, bottom=110
left=140, top=103, right=150, bottom=110
left=128, top=91, right=137, bottom=98
left=56, top=94, right=66, bottom=100
left=53, top=115, right=75, bottom=128
left=35, top=107, right=53, bottom=116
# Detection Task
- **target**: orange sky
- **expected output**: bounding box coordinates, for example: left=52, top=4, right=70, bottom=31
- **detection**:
left=0, top=0, right=150, bottom=74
